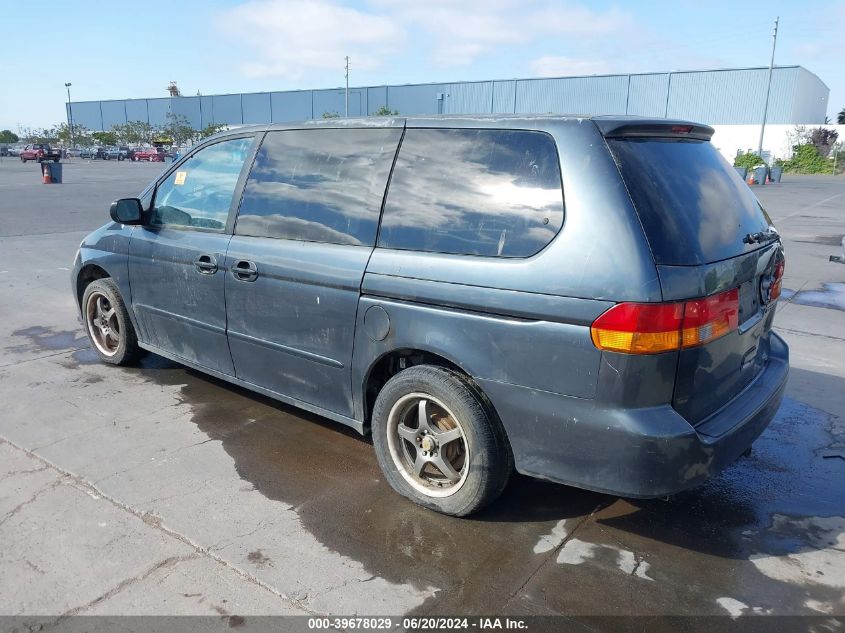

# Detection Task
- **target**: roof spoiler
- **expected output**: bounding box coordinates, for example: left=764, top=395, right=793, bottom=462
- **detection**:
left=595, top=120, right=714, bottom=141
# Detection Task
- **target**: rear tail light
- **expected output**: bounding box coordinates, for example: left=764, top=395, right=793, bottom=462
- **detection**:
left=770, top=260, right=784, bottom=302
left=591, top=288, right=740, bottom=354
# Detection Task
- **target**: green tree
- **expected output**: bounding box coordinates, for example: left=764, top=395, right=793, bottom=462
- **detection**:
left=0, top=129, right=19, bottom=143
left=92, top=131, right=118, bottom=146
left=372, top=105, right=399, bottom=116
left=197, top=122, right=228, bottom=139
left=163, top=112, right=195, bottom=146
left=838, top=108, right=845, bottom=125
left=321, top=111, right=341, bottom=119
left=57, top=122, right=90, bottom=146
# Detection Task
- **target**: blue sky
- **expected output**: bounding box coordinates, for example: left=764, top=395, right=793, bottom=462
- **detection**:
left=1, top=0, right=842, bottom=132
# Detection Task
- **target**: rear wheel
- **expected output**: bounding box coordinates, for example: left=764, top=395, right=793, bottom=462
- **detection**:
left=82, top=278, right=141, bottom=366
left=371, top=365, right=512, bottom=516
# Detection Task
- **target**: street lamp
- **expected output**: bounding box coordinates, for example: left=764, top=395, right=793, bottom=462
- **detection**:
left=64, top=82, right=74, bottom=147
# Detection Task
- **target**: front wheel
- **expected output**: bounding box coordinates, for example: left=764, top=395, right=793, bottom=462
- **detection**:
left=81, top=278, right=141, bottom=366
left=371, top=365, right=512, bottom=516
left=20, top=157, right=26, bottom=163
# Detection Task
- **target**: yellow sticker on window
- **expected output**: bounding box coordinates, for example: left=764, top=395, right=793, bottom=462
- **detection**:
left=174, top=171, right=187, bottom=185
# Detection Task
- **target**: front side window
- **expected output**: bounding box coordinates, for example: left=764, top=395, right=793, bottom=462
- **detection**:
left=378, top=128, right=564, bottom=257
left=151, top=137, right=253, bottom=230
left=235, top=128, right=402, bottom=246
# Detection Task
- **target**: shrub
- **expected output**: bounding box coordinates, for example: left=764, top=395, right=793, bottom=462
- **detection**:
left=782, top=144, right=830, bottom=174
left=734, top=152, right=764, bottom=169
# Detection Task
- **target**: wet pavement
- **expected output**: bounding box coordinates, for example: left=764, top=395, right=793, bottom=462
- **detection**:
left=0, top=160, right=843, bottom=623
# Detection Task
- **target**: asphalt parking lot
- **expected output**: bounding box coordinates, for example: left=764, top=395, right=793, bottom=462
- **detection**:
left=0, top=157, right=843, bottom=626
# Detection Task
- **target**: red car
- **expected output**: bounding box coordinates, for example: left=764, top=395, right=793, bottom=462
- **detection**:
left=21, top=144, right=61, bottom=163
left=132, top=148, right=164, bottom=162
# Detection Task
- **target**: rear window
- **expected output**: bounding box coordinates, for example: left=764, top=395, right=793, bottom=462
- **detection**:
left=378, top=128, right=564, bottom=258
left=608, top=138, right=772, bottom=265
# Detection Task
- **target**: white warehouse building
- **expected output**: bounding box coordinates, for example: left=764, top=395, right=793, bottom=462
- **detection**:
left=69, top=65, right=832, bottom=161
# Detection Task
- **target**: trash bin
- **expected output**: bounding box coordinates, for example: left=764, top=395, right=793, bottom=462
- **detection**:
left=41, top=161, right=62, bottom=184
left=734, top=166, right=747, bottom=181
left=770, top=166, right=783, bottom=183
left=753, top=166, right=768, bottom=185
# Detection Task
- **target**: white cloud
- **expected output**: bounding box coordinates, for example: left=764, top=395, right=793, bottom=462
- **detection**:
left=376, top=0, right=632, bottom=67
left=219, top=0, right=405, bottom=80
left=528, top=56, right=611, bottom=77
left=219, top=0, right=635, bottom=77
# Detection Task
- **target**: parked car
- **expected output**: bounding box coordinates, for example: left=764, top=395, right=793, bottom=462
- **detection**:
left=103, top=147, right=125, bottom=161
left=118, top=146, right=135, bottom=160
left=132, top=147, right=164, bottom=162
left=71, top=116, right=788, bottom=516
left=80, top=146, right=106, bottom=159
left=8, top=146, right=23, bottom=157
left=0, top=145, right=8, bottom=157
left=64, top=147, right=83, bottom=158
left=20, top=143, right=61, bottom=162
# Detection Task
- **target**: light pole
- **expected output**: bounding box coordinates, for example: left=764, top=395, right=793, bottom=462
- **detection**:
left=757, top=17, right=779, bottom=158
left=344, top=56, right=350, bottom=117
left=64, top=82, right=74, bottom=147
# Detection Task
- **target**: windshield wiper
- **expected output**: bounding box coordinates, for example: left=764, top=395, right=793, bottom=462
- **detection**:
left=743, top=229, right=780, bottom=245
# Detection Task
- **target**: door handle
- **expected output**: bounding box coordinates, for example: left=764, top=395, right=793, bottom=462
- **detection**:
left=194, top=254, right=218, bottom=274
left=231, top=260, right=258, bottom=282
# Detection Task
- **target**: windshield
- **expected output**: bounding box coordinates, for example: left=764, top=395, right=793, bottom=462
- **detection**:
left=608, top=138, right=773, bottom=265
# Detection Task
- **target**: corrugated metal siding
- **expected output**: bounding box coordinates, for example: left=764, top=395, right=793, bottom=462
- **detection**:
left=242, top=93, right=271, bottom=124
left=793, top=67, right=829, bottom=124
left=100, top=101, right=127, bottom=130
left=515, top=75, right=628, bottom=115
left=667, top=68, right=796, bottom=124
left=70, top=101, right=102, bottom=130
left=68, top=66, right=828, bottom=130
left=146, top=98, right=171, bottom=127
left=387, top=83, right=449, bottom=115
left=199, top=96, right=214, bottom=128
left=270, top=91, right=312, bottom=122
left=171, top=97, right=202, bottom=129
left=124, top=100, right=148, bottom=123
left=445, top=81, right=493, bottom=114
left=211, top=94, right=243, bottom=125
left=367, top=86, right=387, bottom=114
left=492, top=80, right=516, bottom=113
left=627, top=73, right=669, bottom=117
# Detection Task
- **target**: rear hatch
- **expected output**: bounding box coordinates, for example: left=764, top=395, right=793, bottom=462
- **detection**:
left=602, top=121, right=784, bottom=425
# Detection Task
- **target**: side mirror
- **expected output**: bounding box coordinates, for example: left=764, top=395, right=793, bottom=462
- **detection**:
left=110, top=198, right=143, bottom=225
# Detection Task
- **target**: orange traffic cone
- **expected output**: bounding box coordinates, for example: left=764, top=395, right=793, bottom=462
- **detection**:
left=42, top=163, right=52, bottom=184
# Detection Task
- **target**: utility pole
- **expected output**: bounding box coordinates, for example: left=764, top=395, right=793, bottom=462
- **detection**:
left=65, top=82, right=74, bottom=147
left=757, top=16, right=779, bottom=158
left=345, top=56, right=350, bottom=117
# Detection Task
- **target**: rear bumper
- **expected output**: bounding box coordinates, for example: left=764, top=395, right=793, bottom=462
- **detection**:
left=478, top=332, right=789, bottom=498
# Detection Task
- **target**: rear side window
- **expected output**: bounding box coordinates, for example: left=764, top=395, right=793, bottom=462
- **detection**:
left=235, top=128, right=403, bottom=246
left=608, top=138, right=772, bottom=265
left=379, top=129, right=564, bottom=257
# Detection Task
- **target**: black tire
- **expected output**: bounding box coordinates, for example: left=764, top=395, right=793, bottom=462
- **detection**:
left=371, top=365, right=513, bottom=516
left=53, top=157, right=59, bottom=163
left=81, top=278, right=141, bottom=366
left=20, top=157, right=26, bottom=163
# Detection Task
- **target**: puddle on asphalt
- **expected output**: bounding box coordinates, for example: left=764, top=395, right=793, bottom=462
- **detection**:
left=11, top=325, right=89, bottom=353
left=794, top=234, right=845, bottom=247
left=783, top=282, right=845, bottom=312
